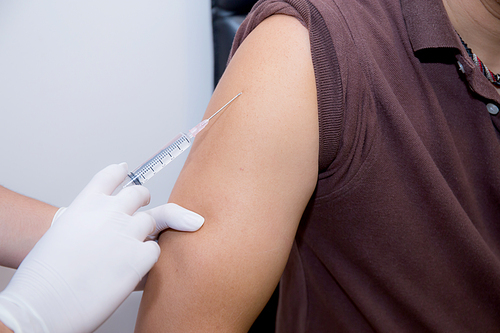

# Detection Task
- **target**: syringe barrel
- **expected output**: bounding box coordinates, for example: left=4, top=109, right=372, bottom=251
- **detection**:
left=121, top=132, right=194, bottom=189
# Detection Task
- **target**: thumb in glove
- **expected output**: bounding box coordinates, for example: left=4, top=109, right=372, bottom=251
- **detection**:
left=144, top=203, right=204, bottom=241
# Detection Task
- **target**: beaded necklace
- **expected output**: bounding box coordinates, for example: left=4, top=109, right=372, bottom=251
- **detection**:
left=459, top=35, right=500, bottom=87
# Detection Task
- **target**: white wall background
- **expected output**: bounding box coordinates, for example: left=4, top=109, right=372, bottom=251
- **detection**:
left=0, top=1, right=213, bottom=331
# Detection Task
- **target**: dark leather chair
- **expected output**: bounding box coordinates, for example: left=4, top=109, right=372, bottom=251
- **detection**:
left=212, top=0, right=257, bottom=87
left=211, top=1, right=280, bottom=331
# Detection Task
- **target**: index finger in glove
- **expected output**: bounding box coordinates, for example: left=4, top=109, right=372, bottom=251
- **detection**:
left=128, top=241, right=161, bottom=279
left=83, top=163, right=129, bottom=195
left=114, top=185, right=151, bottom=215
left=126, top=212, right=156, bottom=241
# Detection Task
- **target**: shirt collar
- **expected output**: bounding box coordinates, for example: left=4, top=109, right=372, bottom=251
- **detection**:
left=400, top=0, right=500, bottom=107
left=400, top=0, right=461, bottom=52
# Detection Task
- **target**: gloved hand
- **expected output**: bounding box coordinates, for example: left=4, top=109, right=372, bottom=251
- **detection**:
left=144, top=203, right=205, bottom=240
left=0, top=163, right=202, bottom=333
left=51, top=203, right=204, bottom=241
left=133, top=202, right=205, bottom=291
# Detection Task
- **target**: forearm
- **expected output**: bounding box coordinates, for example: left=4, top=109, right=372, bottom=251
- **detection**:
left=0, top=164, right=187, bottom=333
left=0, top=185, right=58, bottom=268
left=0, top=321, right=13, bottom=333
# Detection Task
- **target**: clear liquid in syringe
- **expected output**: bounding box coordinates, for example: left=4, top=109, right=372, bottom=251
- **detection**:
left=123, top=132, right=193, bottom=188
left=119, top=92, right=242, bottom=190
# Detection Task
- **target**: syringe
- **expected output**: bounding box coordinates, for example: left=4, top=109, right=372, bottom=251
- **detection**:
left=120, top=92, right=242, bottom=189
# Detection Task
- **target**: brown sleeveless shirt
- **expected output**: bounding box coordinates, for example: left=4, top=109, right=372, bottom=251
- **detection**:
left=231, top=0, right=500, bottom=331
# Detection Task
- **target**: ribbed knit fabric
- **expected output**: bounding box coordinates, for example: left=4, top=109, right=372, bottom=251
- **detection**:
left=231, top=0, right=500, bottom=331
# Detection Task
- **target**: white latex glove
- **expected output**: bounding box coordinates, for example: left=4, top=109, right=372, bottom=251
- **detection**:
left=52, top=203, right=204, bottom=241
left=0, top=163, right=160, bottom=333
left=132, top=203, right=205, bottom=291
left=144, top=203, right=205, bottom=241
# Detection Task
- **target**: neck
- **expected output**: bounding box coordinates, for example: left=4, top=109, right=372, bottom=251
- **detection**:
left=442, top=0, right=500, bottom=74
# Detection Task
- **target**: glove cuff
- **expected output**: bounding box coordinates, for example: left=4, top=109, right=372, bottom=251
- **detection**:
left=51, top=207, right=67, bottom=227
left=0, top=295, right=47, bottom=333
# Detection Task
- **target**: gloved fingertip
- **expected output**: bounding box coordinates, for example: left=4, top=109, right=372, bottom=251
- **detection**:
left=186, top=212, right=205, bottom=231
left=146, top=203, right=205, bottom=233
left=118, top=162, right=128, bottom=172
left=130, top=242, right=161, bottom=278
left=164, top=203, right=205, bottom=231
left=180, top=206, right=205, bottom=231
left=144, top=241, right=161, bottom=261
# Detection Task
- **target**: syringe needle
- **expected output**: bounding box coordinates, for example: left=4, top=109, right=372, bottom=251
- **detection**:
left=189, top=92, right=242, bottom=137
left=207, top=92, right=242, bottom=121
left=121, top=92, right=243, bottom=190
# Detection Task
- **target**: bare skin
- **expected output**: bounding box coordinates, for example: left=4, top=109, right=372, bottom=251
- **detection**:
left=135, top=14, right=318, bottom=332
left=442, top=0, right=500, bottom=93
left=0, top=186, right=57, bottom=268
left=0, top=187, right=55, bottom=330
left=135, top=2, right=500, bottom=332
left=0, top=322, right=12, bottom=333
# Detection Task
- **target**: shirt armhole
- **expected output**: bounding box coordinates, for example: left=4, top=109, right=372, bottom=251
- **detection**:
left=230, top=0, right=345, bottom=172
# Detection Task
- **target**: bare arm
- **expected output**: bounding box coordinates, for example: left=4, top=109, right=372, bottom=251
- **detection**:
left=0, top=321, right=12, bottom=333
left=0, top=186, right=57, bottom=268
left=136, top=15, right=318, bottom=332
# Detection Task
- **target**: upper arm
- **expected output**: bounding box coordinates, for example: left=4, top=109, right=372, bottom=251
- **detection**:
left=135, top=14, right=318, bottom=332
